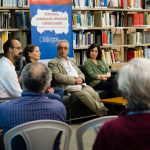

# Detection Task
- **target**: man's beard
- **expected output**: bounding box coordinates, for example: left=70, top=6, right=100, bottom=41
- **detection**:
left=13, top=53, right=22, bottom=60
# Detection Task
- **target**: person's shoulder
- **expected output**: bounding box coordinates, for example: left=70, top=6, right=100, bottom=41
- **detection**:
left=48, top=57, right=58, bottom=64
left=84, top=59, right=90, bottom=65
left=0, top=100, right=11, bottom=110
left=48, top=99, right=66, bottom=110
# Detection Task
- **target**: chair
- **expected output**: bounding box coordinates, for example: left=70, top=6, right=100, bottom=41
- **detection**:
left=4, top=120, right=72, bottom=150
left=76, top=116, right=118, bottom=150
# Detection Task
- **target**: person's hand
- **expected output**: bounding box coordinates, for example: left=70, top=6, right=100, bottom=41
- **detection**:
left=101, top=75, right=107, bottom=81
left=74, top=77, right=83, bottom=85
left=48, top=88, right=54, bottom=93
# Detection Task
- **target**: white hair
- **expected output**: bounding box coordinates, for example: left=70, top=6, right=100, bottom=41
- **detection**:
left=57, top=40, right=69, bottom=49
left=118, top=58, right=150, bottom=110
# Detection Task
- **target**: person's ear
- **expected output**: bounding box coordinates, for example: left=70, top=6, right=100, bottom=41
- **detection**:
left=28, top=52, right=32, bottom=57
left=9, top=47, right=13, bottom=53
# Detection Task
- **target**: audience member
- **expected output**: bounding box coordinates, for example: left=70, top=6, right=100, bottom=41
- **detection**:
left=93, top=58, right=150, bottom=150
left=20, top=44, right=64, bottom=101
left=0, top=62, right=66, bottom=150
left=0, top=39, right=22, bottom=98
left=48, top=40, right=108, bottom=117
left=83, top=43, right=120, bottom=97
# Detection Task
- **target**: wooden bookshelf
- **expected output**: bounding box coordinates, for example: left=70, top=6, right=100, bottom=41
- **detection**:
left=73, top=27, right=150, bottom=30
left=0, top=7, right=29, bottom=10
left=72, top=4, right=150, bottom=67
left=0, top=5, right=31, bottom=58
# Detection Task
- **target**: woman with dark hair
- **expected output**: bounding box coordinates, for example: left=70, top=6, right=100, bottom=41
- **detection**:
left=83, top=43, right=120, bottom=98
left=20, top=44, right=64, bottom=101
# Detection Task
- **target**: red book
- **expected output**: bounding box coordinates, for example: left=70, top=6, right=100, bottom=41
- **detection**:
left=112, top=50, right=117, bottom=62
left=132, top=14, right=136, bottom=27
left=103, top=31, right=107, bottom=45
left=121, top=0, right=124, bottom=7
left=139, top=13, right=144, bottom=27
left=127, top=0, right=129, bottom=8
left=127, top=51, right=135, bottom=61
left=126, top=14, right=133, bottom=27
left=135, top=14, right=140, bottom=27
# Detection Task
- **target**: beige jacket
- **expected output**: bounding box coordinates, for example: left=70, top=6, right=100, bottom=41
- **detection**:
left=48, top=56, right=85, bottom=91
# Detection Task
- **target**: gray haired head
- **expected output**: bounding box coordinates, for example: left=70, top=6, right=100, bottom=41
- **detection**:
left=57, top=40, right=69, bottom=49
left=118, top=58, right=150, bottom=110
left=21, top=62, right=52, bottom=93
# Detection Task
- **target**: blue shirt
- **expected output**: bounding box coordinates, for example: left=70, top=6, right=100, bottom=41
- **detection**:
left=0, top=91, right=66, bottom=150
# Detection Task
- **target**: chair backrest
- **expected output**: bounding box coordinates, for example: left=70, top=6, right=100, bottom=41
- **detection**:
left=76, top=116, right=118, bottom=150
left=4, top=120, right=72, bottom=150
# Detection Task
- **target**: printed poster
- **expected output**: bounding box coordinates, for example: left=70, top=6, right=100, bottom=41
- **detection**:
left=29, top=0, right=73, bottom=64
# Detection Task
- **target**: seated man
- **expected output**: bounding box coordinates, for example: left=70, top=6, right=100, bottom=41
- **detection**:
left=0, top=39, right=23, bottom=98
left=93, top=58, right=150, bottom=150
left=48, top=40, right=108, bottom=116
left=0, top=63, right=66, bottom=150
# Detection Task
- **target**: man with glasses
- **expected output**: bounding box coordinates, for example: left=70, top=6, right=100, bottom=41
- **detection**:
left=48, top=40, right=108, bottom=117
left=0, top=39, right=23, bottom=98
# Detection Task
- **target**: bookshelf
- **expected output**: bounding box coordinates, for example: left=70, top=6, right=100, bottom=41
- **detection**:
left=0, top=0, right=30, bottom=70
left=0, top=4, right=30, bottom=54
left=72, top=1, right=150, bottom=69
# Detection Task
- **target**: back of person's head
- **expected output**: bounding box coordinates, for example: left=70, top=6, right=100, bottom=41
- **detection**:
left=118, top=58, right=150, bottom=111
left=3, top=39, right=14, bottom=56
left=86, top=43, right=102, bottom=60
left=21, top=62, right=52, bottom=93
left=23, top=44, right=38, bottom=61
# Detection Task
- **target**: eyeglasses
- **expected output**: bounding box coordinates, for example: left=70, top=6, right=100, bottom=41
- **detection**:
left=11, top=47, right=23, bottom=50
left=58, top=47, right=68, bottom=50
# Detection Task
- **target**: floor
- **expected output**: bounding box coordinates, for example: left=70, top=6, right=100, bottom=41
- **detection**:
left=60, top=118, right=97, bottom=150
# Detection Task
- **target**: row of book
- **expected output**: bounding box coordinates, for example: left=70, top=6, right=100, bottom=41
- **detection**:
left=127, top=0, right=143, bottom=9
left=0, top=31, right=31, bottom=52
left=0, top=11, right=31, bottom=29
left=72, top=0, right=108, bottom=8
left=73, top=31, right=94, bottom=48
left=72, top=0, right=143, bottom=9
left=102, top=49, right=120, bottom=64
left=127, top=31, right=150, bottom=45
left=0, top=0, right=29, bottom=7
left=126, top=47, right=150, bottom=61
left=126, top=13, right=150, bottom=27
left=74, top=48, right=120, bottom=65
left=72, top=11, right=124, bottom=28
left=73, top=30, right=123, bottom=48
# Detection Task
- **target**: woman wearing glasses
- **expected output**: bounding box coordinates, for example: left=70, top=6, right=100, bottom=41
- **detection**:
left=20, top=44, right=64, bottom=101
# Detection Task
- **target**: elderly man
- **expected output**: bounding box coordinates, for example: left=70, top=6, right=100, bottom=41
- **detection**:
left=93, top=58, right=150, bottom=150
left=0, top=63, right=66, bottom=150
left=48, top=40, right=108, bottom=116
left=0, top=39, right=23, bottom=98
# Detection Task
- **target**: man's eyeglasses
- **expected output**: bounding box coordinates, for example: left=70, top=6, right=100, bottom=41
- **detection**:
left=58, top=47, right=68, bottom=50
left=11, top=47, right=23, bottom=50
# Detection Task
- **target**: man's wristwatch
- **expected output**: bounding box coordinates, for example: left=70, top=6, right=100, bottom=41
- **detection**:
left=104, top=75, right=106, bottom=78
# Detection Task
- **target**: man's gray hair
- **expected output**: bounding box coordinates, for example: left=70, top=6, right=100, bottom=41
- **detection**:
left=118, top=58, right=150, bottom=110
left=57, top=40, right=69, bottom=49
left=21, top=62, right=52, bottom=93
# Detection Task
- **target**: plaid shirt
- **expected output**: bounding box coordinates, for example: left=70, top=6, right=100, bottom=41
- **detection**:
left=0, top=91, right=66, bottom=150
